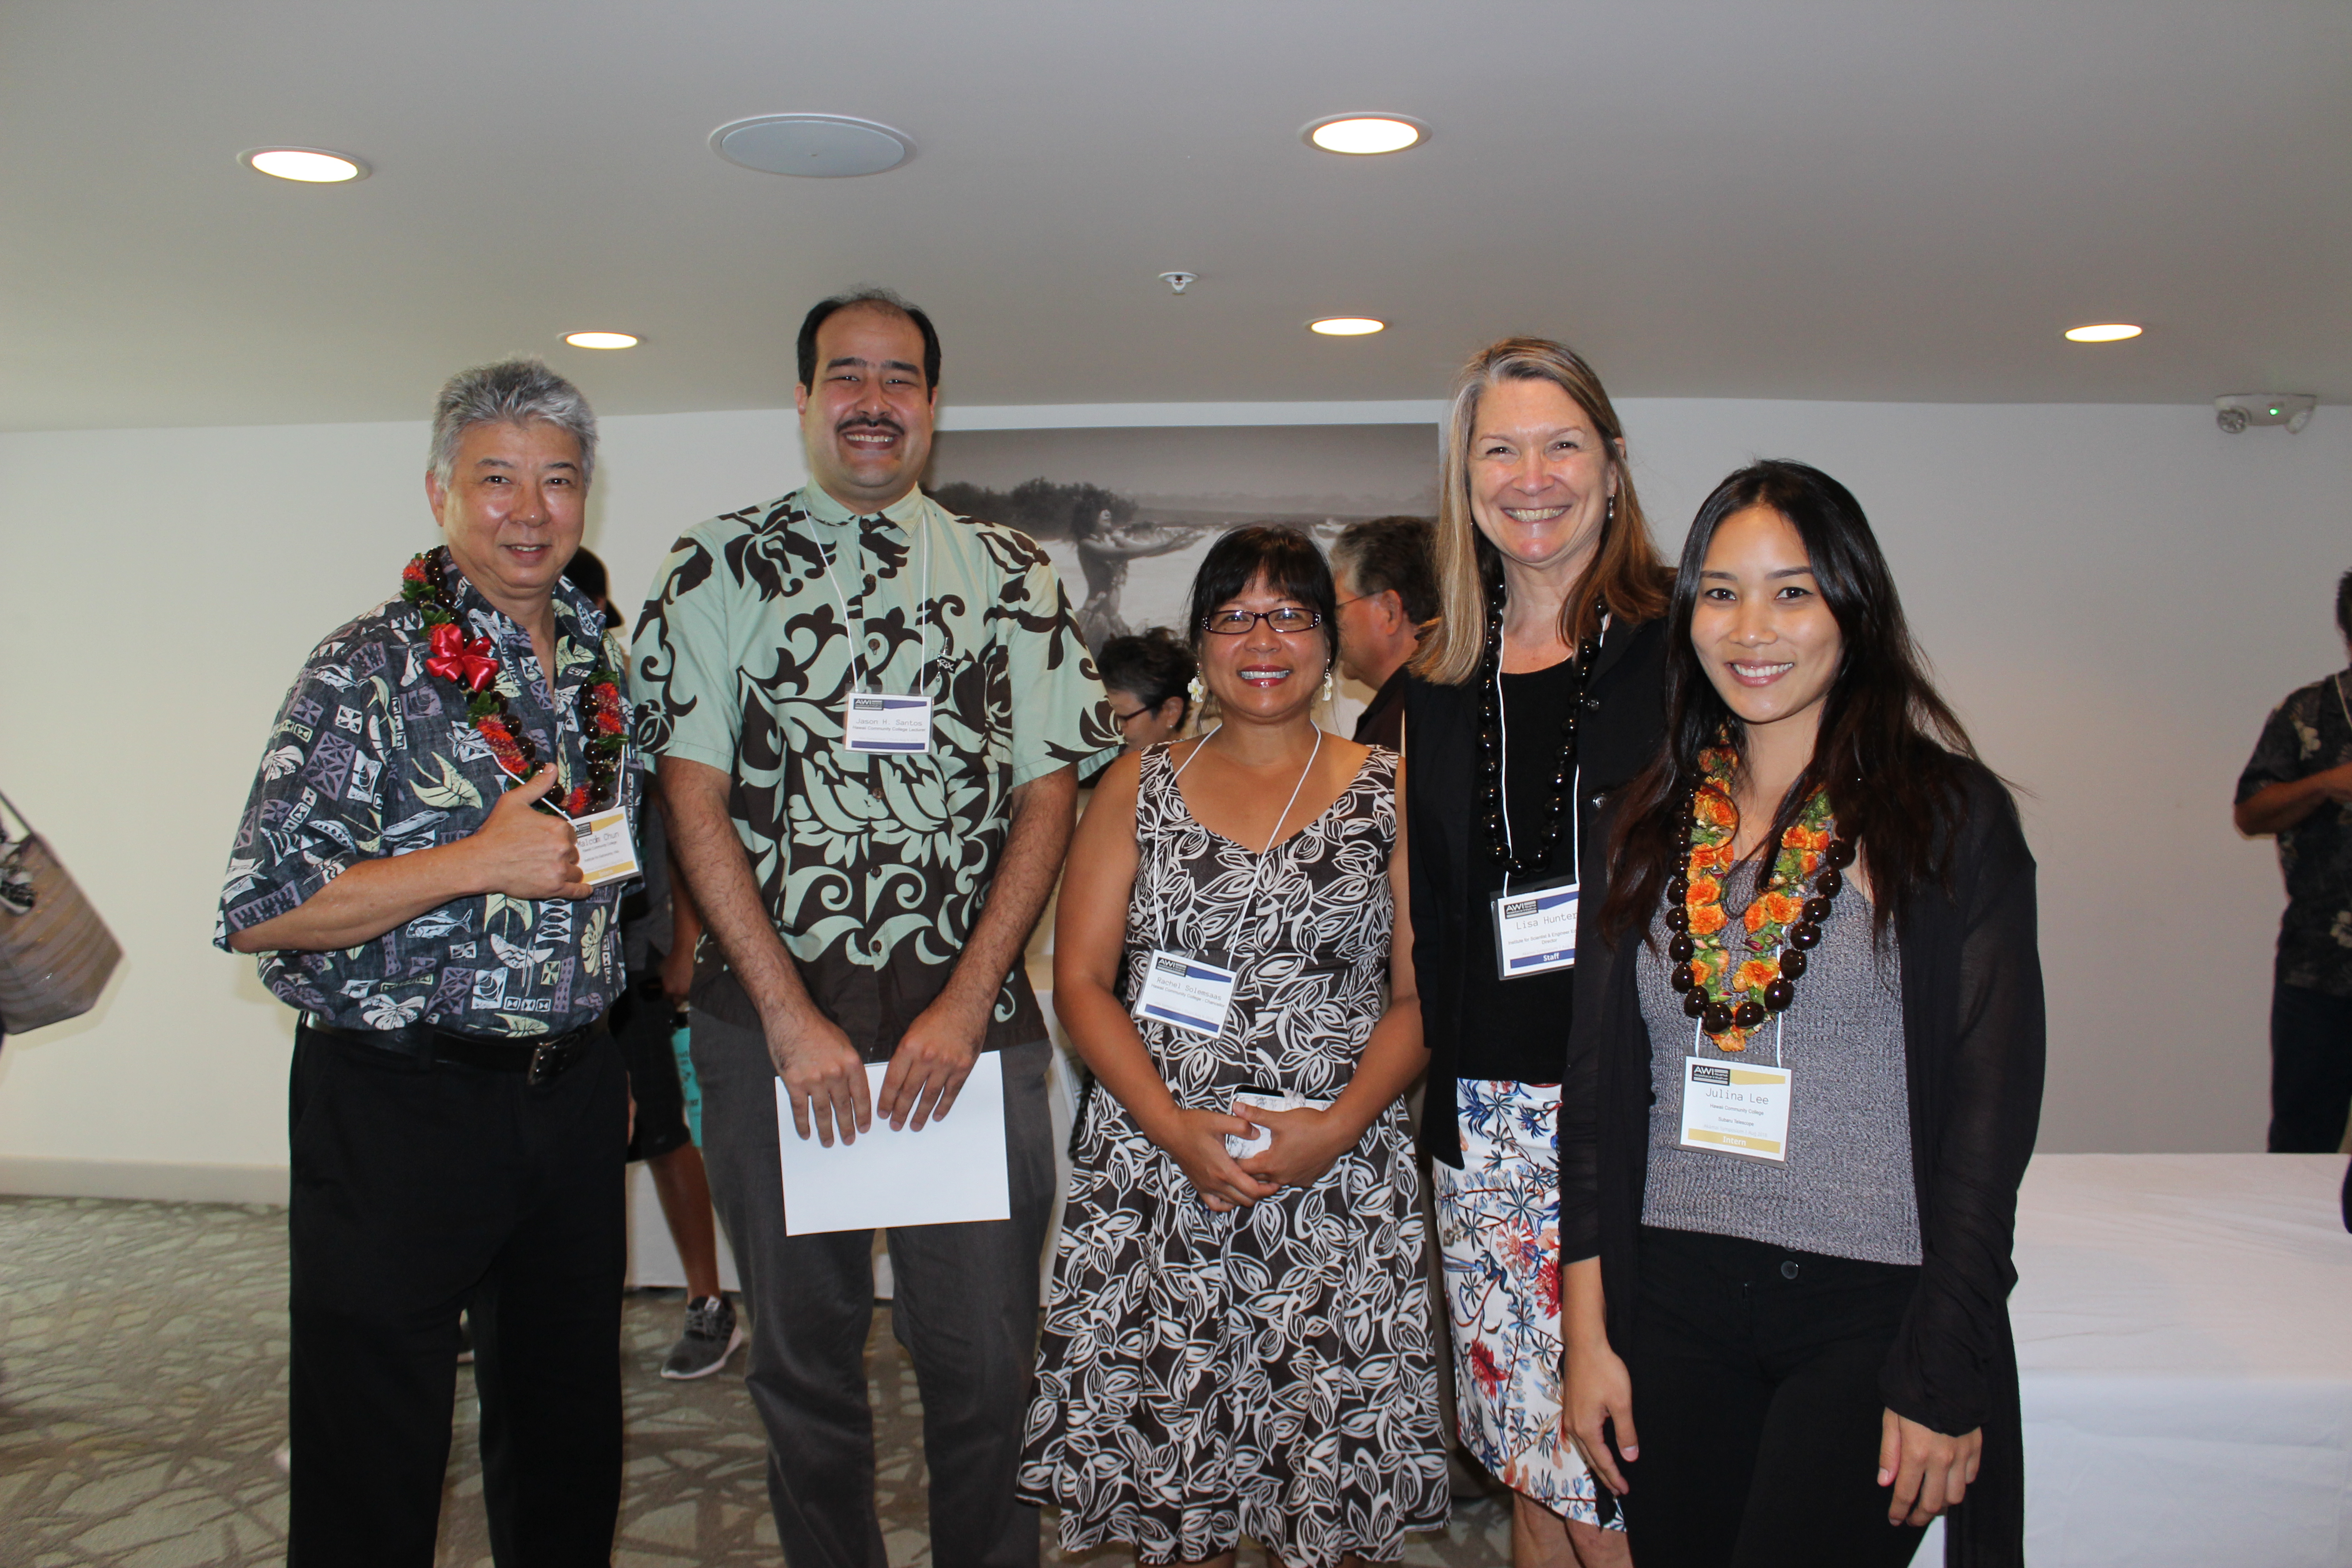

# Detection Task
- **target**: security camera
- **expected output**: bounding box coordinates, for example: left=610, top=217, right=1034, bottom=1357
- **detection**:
left=2215, top=393, right=2316, bottom=434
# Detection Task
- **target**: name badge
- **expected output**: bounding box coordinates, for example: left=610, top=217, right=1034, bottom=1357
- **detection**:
left=1678, top=1057, right=1793, bottom=1163
left=1224, top=1088, right=1338, bottom=1159
left=1134, top=949, right=1238, bottom=1039
left=561, top=806, right=641, bottom=887
left=1491, top=876, right=1579, bottom=978
left=844, top=693, right=932, bottom=754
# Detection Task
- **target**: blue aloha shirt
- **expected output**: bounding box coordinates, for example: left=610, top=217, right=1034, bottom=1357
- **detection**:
left=214, top=568, right=641, bottom=1036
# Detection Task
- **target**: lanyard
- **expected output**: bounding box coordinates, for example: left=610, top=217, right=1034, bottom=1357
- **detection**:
left=815, top=511, right=931, bottom=697
left=1494, top=616, right=1607, bottom=894
left=1172, top=725, right=1323, bottom=960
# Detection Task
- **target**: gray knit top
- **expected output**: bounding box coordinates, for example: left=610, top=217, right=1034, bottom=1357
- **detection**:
left=1637, top=859, right=1922, bottom=1266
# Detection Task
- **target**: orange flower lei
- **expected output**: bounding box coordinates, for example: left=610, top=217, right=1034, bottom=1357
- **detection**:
left=1665, top=747, right=1851, bottom=1051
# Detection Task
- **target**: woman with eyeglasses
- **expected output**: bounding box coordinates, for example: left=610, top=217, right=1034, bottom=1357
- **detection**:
left=1019, top=525, right=1447, bottom=1567
left=1401, top=338, right=1669, bottom=1568
left=1097, top=627, right=1196, bottom=750
left=1560, top=461, right=2041, bottom=1567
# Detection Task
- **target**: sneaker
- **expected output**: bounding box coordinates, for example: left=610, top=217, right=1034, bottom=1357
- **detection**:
left=660, top=1294, right=744, bottom=1381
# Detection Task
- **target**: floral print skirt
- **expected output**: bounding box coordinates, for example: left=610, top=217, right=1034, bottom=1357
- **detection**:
left=1432, top=1078, right=1621, bottom=1529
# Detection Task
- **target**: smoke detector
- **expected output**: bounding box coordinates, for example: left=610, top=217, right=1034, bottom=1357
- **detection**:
left=2215, top=393, right=2316, bottom=434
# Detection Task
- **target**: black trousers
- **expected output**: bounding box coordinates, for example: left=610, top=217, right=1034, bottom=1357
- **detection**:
left=285, top=1022, right=627, bottom=1568
left=1622, top=1226, right=1927, bottom=1568
left=2269, top=980, right=2352, bottom=1153
left=690, top=1009, right=1056, bottom=1568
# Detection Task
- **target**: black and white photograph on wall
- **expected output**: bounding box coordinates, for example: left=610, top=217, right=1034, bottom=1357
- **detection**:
left=926, top=422, right=1438, bottom=721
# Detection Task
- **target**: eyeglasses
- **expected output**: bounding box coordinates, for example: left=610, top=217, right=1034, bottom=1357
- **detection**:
left=1200, top=608, right=1323, bottom=636
left=1110, top=704, right=1152, bottom=724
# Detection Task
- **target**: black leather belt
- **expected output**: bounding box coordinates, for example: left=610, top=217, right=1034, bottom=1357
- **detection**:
left=306, top=1017, right=597, bottom=1086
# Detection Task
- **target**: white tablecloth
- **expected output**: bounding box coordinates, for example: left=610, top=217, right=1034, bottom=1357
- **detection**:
left=2002, top=1152, right=2352, bottom=1567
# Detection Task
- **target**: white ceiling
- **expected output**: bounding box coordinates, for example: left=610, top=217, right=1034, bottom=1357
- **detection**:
left=4, top=0, right=2347, bottom=431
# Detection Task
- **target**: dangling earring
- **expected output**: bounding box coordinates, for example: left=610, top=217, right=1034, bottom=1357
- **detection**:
left=1606, top=492, right=1617, bottom=526
left=1187, top=674, right=1206, bottom=707
left=1322, top=665, right=1335, bottom=705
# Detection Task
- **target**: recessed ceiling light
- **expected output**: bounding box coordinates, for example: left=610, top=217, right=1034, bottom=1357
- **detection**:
left=1309, top=317, right=1386, bottom=336
left=563, top=331, right=639, bottom=350
left=1303, top=115, right=1428, bottom=155
left=239, top=147, right=368, bottom=183
left=710, top=114, right=913, bottom=177
left=2064, top=323, right=2142, bottom=343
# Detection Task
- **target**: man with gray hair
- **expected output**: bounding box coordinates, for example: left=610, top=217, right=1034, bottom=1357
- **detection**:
left=216, top=357, right=636, bottom=1565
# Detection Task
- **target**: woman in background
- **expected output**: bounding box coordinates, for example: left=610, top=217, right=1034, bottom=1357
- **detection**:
left=1561, top=460, right=2042, bottom=1567
left=1092, top=627, right=1195, bottom=768
left=1021, top=525, right=1445, bottom=1568
left=1402, top=338, right=1667, bottom=1568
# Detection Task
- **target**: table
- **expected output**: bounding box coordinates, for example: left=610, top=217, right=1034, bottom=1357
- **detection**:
left=1993, top=1153, right=2352, bottom=1566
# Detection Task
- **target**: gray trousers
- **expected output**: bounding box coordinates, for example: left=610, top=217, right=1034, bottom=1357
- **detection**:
left=690, top=1009, right=1054, bottom=1568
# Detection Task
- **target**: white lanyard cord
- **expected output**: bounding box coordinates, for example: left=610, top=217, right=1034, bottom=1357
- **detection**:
left=1171, top=724, right=1324, bottom=959
left=816, top=513, right=931, bottom=698
left=1494, top=629, right=1601, bottom=896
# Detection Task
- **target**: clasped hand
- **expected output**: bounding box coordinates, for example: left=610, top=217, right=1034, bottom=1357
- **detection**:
left=769, top=990, right=986, bottom=1148
left=1152, top=1102, right=1354, bottom=1212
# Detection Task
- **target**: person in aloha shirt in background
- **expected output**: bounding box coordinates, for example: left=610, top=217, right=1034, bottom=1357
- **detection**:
left=564, top=546, right=741, bottom=1383
left=2235, top=567, right=2352, bottom=1157
left=216, top=358, right=637, bottom=1568
left=631, top=287, right=1117, bottom=1568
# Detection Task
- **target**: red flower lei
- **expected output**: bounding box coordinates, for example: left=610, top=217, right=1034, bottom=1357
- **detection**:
left=400, top=548, right=629, bottom=813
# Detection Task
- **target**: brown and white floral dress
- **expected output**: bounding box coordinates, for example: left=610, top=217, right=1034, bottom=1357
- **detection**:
left=1017, top=741, right=1447, bottom=1567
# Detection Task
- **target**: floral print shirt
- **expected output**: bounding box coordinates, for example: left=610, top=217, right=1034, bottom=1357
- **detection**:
left=629, top=484, right=1117, bottom=1060
left=2237, top=666, right=2352, bottom=995
left=215, top=571, right=640, bottom=1036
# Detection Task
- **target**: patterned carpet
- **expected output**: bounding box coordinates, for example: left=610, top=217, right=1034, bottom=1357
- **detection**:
left=0, top=1196, right=1515, bottom=1565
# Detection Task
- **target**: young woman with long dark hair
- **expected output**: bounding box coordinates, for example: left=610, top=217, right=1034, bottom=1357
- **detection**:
left=1560, top=460, right=2043, bottom=1568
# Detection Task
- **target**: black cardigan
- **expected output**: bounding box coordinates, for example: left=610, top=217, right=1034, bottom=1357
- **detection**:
left=1559, top=759, right=2044, bottom=1568
left=1404, top=614, right=1668, bottom=1168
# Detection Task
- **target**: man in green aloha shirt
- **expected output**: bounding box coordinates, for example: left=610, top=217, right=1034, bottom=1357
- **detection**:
left=631, top=288, right=1116, bottom=1567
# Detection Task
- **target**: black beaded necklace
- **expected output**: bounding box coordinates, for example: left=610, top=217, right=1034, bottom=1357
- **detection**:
left=1664, top=769, right=1856, bottom=1044
left=1476, top=594, right=1601, bottom=875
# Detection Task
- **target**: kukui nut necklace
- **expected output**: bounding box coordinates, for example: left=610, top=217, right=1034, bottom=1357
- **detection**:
left=400, top=546, right=629, bottom=815
left=1478, top=591, right=1600, bottom=875
left=1665, top=746, right=1855, bottom=1052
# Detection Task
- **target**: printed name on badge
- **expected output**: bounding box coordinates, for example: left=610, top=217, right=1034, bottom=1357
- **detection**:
left=564, top=806, right=641, bottom=887
left=1133, top=949, right=1238, bottom=1039
left=1678, top=1057, right=1793, bottom=1163
left=1491, top=877, right=1579, bottom=978
left=844, top=694, right=932, bottom=754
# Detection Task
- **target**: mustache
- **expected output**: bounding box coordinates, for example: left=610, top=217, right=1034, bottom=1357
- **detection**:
left=835, top=413, right=905, bottom=438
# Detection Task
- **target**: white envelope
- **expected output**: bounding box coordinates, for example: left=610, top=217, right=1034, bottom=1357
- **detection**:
left=774, top=1053, right=1011, bottom=1235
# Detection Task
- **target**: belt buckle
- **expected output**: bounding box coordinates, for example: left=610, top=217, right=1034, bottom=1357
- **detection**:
left=527, top=1042, right=562, bottom=1087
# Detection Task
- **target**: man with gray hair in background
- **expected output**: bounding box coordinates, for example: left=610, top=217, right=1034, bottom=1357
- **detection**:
left=216, top=358, right=636, bottom=1566
left=1330, top=514, right=1438, bottom=751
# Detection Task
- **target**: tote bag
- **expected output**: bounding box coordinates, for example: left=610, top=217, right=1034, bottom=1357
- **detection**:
left=0, top=788, right=122, bottom=1034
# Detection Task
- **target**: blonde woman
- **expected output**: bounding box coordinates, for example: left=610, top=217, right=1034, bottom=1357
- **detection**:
left=1401, top=338, right=1669, bottom=1567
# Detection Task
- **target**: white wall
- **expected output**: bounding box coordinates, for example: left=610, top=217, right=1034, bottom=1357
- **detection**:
left=1, top=398, right=2343, bottom=1196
